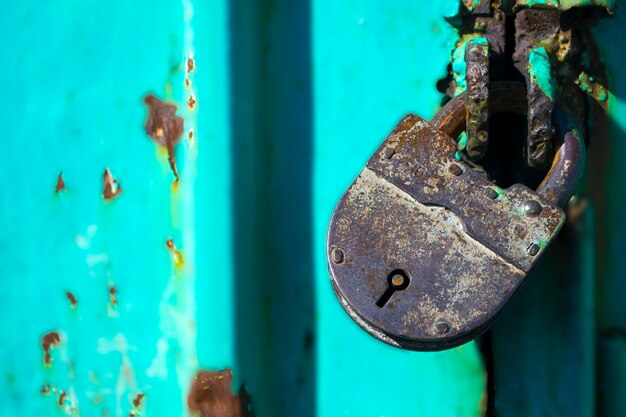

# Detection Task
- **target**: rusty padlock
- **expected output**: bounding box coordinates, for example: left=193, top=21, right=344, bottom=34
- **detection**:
left=327, top=82, right=585, bottom=351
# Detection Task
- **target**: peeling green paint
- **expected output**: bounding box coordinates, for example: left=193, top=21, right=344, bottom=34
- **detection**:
left=560, top=0, right=616, bottom=12
left=516, top=0, right=560, bottom=8
left=577, top=71, right=609, bottom=103
left=528, top=47, right=556, bottom=100
left=516, top=0, right=615, bottom=11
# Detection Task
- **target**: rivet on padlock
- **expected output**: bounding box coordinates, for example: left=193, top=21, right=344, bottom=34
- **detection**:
left=327, top=81, right=585, bottom=351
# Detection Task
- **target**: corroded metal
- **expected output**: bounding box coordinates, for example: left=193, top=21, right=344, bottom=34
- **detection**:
left=102, top=168, right=122, bottom=200
left=328, top=83, right=585, bottom=351
left=514, top=9, right=560, bottom=169
left=432, top=81, right=585, bottom=208
left=188, top=370, right=250, bottom=417
left=514, top=0, right=616, bottom=14
left=465, top=38, right=490, bottom=160
left=526, top=47, right=556, bottom=169
left=463, top=0, right=492, bottom=14
left=144, top=94, right=185, bottom=180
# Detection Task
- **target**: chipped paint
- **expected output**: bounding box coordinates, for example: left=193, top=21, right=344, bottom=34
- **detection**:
left=129, top=393, right=145, bottom=417
left=143, top=94, right=185, bottom=181
left=576, top=71, right=609, bottom=107
left=187, top=370, right=250, bottom=417
left=166, top=238, right=185, bottom=268
left=56, top=172, right=66, bottom=193
left=65, top=291, right=78, bottom=308
left=187, top=94, right=197, bottom=110
left=102, top=168, right=122, bottom=200
left=41, top=331, right=61, bottom=366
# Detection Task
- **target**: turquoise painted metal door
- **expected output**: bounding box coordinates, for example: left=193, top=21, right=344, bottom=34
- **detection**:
left=1, top=1, right=625, bottom=416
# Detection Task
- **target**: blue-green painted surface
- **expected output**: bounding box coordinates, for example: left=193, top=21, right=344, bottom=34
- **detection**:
left=0, top=1, right=232, bottom=416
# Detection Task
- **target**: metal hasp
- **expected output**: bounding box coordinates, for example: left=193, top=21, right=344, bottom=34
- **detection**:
left=327, top=83, right=585, bottom=351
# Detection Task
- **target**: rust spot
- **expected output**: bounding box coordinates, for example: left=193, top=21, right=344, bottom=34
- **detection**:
left=109, top=286, right=118, bottom=306
left=55, top=172, right=66, bottom=193
left=188, top=130, right=194, bottom=143
left=132, top=393, right=144, bottom=408
left=143, top=94, right=184, bottom=180
left=187, top=56, right=195, bottom=73
left=129, top=392, right=144, bottom=417
left=41, top=384, right=51, bottom=394
left=187, top=369, right=251, bottom=417
left=185, top=78, right=191, bottom=88
left=66, top=291, right=78, bottom=308
left=103, top=168, right=122, bottom=200
left=58, top=391, right=67, bottom=407
left=41, top=332, right=60, bottom=366
left=187, top=94, right=196, bottom=110
left=166, top=238, right=185, bottom=268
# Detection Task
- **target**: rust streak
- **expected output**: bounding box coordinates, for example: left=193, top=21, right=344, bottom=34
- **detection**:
left=144, top=94, right=184, bottom=180
left=58, top=391, right=67, bottom=407
left=41, top=332, right=60, bottom=366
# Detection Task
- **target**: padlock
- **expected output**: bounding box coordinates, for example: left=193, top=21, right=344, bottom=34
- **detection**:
left=327, top=82, right=585, bottom=351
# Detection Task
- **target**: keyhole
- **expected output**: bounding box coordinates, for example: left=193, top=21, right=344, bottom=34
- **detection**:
left=376, top=269, right=410, bottom=308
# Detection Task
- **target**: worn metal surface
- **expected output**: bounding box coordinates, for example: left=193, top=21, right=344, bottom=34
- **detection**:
left=327, top=106, right=569, bottom=350
left=465, top=38, right=490, bottom=160
left=526, top=47, right=557, bottom=168
left=433, top=82, right=586, bottom=207
left=515, top=11, right=559, bottom=169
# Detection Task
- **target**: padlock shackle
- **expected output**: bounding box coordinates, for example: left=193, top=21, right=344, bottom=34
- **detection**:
left=431, top=81, right=585, bottom=208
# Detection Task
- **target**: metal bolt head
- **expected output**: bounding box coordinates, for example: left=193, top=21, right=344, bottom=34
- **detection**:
left=448, top=163, right=463, bottom=176
left=484, top=188, right=499, bottom=200
left=523, top=200, right=542, bottom=215
left=391, top=274, right=405, bottom=288
left=434, top=322, right=450, bottom=334
left=527, top=243, right=540, bottom=256
left=331, top=247, right=345, bottom=264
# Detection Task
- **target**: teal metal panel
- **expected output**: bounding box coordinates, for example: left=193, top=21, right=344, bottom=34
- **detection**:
left=313, top=2, right=486, bottom=416
left=228, top=0, right=316, bottom=416
left=0, top=1, right=233, bottom=416
left=491, top=205, right=596, bottom=416
left=591, top=11, right=626, bottom=417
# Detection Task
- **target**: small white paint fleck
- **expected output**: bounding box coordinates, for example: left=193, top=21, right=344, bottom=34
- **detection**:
left=86, top=253, right=109, bottom=267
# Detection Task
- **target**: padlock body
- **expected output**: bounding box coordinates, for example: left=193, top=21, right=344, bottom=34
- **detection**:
left=327, top=115, right=566, bottom=350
